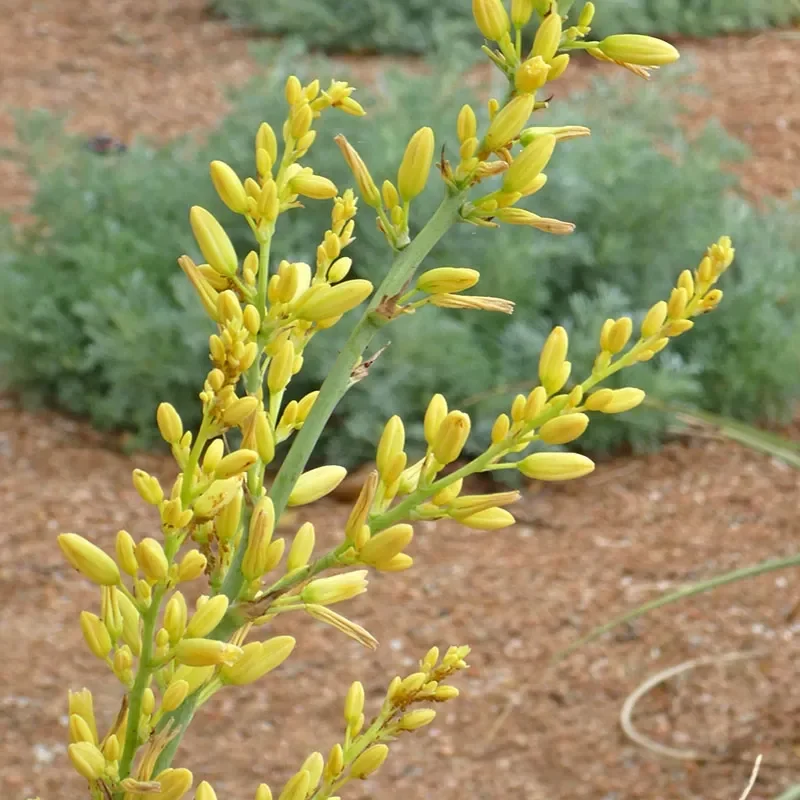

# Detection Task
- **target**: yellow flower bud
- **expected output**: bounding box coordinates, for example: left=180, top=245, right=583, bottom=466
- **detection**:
left=399, top=709, right=436, bottom=731
left=457, top=104, right=477, bottom=143
left=69, top=713, right=95, bottom=744
left=215, top=487, right=243, bottom=543
left=397, top=127, right=435, bottom=202
left=210, top=160, right=249, bottom=215
left=435, top=684, right=460, bottom=701
left=68, top=689, right=98, bottom=743
left=150, top=768, right=194, bottom=800
left=376, top=415, right=405, bottom=477
left=195, top=781, right=218, bottom=800
left=220, top=636, right=296, bottom=685
left=450, top=491, right=520, bottom=516
left=538, top=412, right=589, bottom=445
left=538, top=326, right=568, bottom=395
left=214, top=449, right=259, bottom=480
left=511, top=0, right=534, bottom=27
left=325, top=743, right=344, bottom=781
left=351, top=744, right=389, bottom=779
left=189, top=206, right=238, bottom=277
left=518, top=451, right=595, bottom=480
left=301, top=570, right=368, bottom=606
left=255, top=784, right=273, bottom=800
left=288, top=466, right=348, bottom=507
left=58, top=533, right=120, bottom=586
left=102, top=734, right=120, bottom=762
left=186, top=595, right=229, bottom=638
left=287, top=522, right=316, bottom=572
left=334, top=135, right=381, bottom=208
left=472, top=0, right=510, bottom=41
left=135, top=538, right=169, bottom=583
left=156, top=402, right=183, bottom=445
left=432, top=410, right=471, bottom=465
left=531, top=10, right=562, bottom=61
left=132, top=469, right=164, bottom=505
left=606, top=317, right=633, bottom=353
left=193, top=477, right=243, bottom=519
left=170, top=664, right=215, bottom=696
left=432, top=478, right=463, bottom=506
left=279, top=770, right=310, bottom=800
left=514, top=55, right=550, bottom=93
left=344, top=680, right=365, bottom=725
left=641, top=300, right=668, bottom=338
left=294, top=280, right=373, bottom=322
left=503, top=133, right=556, bottom=193
left=68, top=741, right=106, bottom=781
left=598, top=34, right=679, bottom=66
left=358, top=524, right=413, bottom=566
left=583, top=388, right=613, bottom=411
left=115, top=530, right=138, bottom=577
left=458, top=507, right=516, bottom=530
left=373, top=553, right=413, bottom=571
left=424, top=393, right=448, bottom=446
left=164, top=591, right=188, bottom=644
left=177, top=549, right=207, bottom=583
left=256, top=122, right=278, bottom=164
left=176, top=639, right=242, bottom=667
left=161, top=680, right=190, bottom=713
left=290, top=173, right=338, bottom=200
left=417, top=267, right=480, bottom=295
left=300, top=753, right=324, bottom=790
left=80, top=611, right=112, bottom=660
left=601, top=387, right=646, bottom=414
left=491, top=413, right=511, bottom=443
left=483, top=94, right=535, bottom=152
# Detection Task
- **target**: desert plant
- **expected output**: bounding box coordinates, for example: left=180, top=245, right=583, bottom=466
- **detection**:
left=30, top=3, right=737, bottom=798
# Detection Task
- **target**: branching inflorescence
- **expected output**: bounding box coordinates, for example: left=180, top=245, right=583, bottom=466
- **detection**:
left=47, top=2, right=734, bottom=799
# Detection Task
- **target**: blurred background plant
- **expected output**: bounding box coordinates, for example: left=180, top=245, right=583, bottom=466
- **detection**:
left=2, top=46, right=798, bottom=465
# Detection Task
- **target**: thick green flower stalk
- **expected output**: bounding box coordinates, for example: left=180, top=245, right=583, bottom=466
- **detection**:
left=41, top=3, right=734, bottom=799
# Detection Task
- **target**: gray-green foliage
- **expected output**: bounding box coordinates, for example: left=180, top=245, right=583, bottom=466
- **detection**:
left=209, top=0, right=799, bottom=54
left=2, top=47, right=798, bottom=466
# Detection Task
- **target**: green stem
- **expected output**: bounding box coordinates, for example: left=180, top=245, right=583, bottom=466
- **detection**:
left=554, top=552, right=800, bottom=661
left=255, top=233, right=273, bottom=323
left=116, top=587, right=163, bottom=788
left=219, top=191, right=466, bottom=612
left=180, top=419, right=211, bottom=507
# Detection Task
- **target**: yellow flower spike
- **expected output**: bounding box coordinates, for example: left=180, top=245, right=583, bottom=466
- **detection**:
left=301, top=571, right=369, bottom=605
left=518, top=451, right=595, bottom=480
left=503, top=133, right=556, bottom=193
left=215, top=487, right=244, bottom=543
left=457, top=104, right=478, bottom=144
left=163, top=592, right=188, bottom=644
left=132, top=469, right=164, bottom=505
left=209, top=161, right=249, bottom=215
left=80, top=611, right=112, bottom=660
left=538, top=412, right=590, bottom=445
left=255, top=785, right=273, bottom=800
left=256, top=122, right=278, bottom=164
left=176, top=639, right=243, bottom=667
left=214, top=449, right=259, bottom=479
left=483, top=94, right=535, bottom=152
left=600, top=388, right=646, bottom=414
left=606, top=316, right=633, bottom=353
left=344, top=680, right=365, bottom=726
left=376, top=415, right=406, bottom=477
left=548, top=53, right=570, bottom=80
left=538, top=325, right=568, bottom=395
left=641, top=300, right=668, bottom=338
left=397, top=127, right=435, bottom=202
left=193, top=477, right=244, bottom=520
left=598, top=34, right=680, bottom=66
left=156, top=403, right=184, bottom=445
left=511, top=0, right=535, bottom=27
left=279, top=770, right=311, bottom=800
left=58, top=533, right=120, bottom=586
left=399, top=709, right=437, bottom=731
left=491, top=412, right=511, bottom=443
left=177, top=550, right=208, bottom=583
left=287, top=522, right=316, bottom=572
left=583, top=388, right=613, bottom=411
left=351, top=744, right=389, bottom=779
left=493, top=208, right=575, bottom=234
left=291, top=173, right=339, bottom=200
left=514, top=56, right=551, bottom=93
left=135, top=538, right=169, bottom=583
left=189, top=206, right=238, bottom=278
left=417, top=267, right=480, bottom=294
left=294, top=280, right=374, bottom=322
left=458, top=507, right=516, bottom=530
left=432, top=410, right=471, bottom=465
left=667, top=287, right=689, bottom=319
left=69, top=713, right=95, bottom=744
left=68, top=741, right=106, bottom=781
left=301, top=752, right=325, bottom=788
left=432, top=478, right=463, bottom=506
left=115, top=530, right=138, bottom=577
left=151, top=768, right=194, bottom=800
left=185, top=595, right=229, bottom=638
left=334, top=135, right=382, bottom=208
left=195, top=781, right=218, bottom=800
left=288, top=465, right=348, bottom=506
left=220, top=636, right=296, bottom=685
left=358, top=523, right=414, bottom=566
left=531, top=9, right=563, bottom=61
left=472, top=0, right=510, bottom=41
left=161, top=680, right=190, bottom=713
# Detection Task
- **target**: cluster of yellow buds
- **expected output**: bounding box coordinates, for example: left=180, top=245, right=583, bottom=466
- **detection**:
left=43, top=5, right=735, bottom=798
